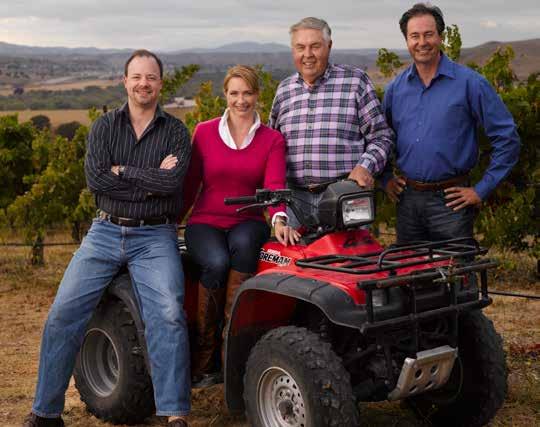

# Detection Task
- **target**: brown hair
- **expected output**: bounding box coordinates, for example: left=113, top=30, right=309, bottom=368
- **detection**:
left=124, top=49, right=164, bottom=78
left=223, top=65, right=260, bottom=94
left=399, top=3, right=445, bottom=38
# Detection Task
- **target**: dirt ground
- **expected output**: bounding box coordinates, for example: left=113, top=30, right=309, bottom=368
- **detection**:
left=0, top=241, right=538, bottom=427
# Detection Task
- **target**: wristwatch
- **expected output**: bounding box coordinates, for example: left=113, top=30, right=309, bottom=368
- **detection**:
left=118, top=165, right=126, bottom=178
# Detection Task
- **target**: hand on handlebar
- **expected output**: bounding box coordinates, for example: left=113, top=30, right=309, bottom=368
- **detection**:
left=274, top=221, right=301, bottom=247
left=348, top=165, right=374, bottom=188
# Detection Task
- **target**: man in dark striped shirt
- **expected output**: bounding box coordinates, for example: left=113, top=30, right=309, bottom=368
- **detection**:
left=270, top=17, right=394, bottom=228
left=25, top=50, right=191, bottom=427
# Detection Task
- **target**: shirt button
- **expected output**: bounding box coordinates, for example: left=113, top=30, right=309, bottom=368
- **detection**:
left=416, top=138, right=420, bottom=142
left=307, top=124, right=313, bottom=129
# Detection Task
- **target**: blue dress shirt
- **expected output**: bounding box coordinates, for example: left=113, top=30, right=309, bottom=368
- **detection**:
left=382, top=53, right=520, bottom=200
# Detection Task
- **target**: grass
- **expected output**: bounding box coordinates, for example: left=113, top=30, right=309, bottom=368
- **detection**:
left=0, top=106, right=194, bottom=128
left=0, top=79, right=120, bottom=96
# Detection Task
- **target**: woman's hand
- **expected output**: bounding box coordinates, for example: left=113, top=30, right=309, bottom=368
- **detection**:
left=274, top=221, right=301, bottom=246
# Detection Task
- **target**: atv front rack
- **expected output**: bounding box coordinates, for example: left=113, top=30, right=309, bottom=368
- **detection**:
left=297, top=238, right=497, bottom=345
left=295, top=237, right=487, bottom=275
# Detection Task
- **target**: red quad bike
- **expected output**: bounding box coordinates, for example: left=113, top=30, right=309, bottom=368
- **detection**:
left=73, top=180, right=507, bottom=427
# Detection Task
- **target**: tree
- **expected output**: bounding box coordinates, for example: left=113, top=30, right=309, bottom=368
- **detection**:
left=442, top=24, right=462, bottom=61
left=56, top=121, right=82, bottom=140
left=6, top=125, right=88, bottom=264
left=256, top=66, right=280, bottom=124
left=30, top=114, right=51, bottom=131
left=160, top=64, right=200, bottom=104
left=0, top=115, right=34, bottom=208
left=376, top=48, right=404, bottom=78
left=184, top=81, right=227, bottom=133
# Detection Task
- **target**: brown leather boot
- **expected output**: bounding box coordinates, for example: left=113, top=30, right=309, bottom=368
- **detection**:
left=191, top=283, right=225, bottom=387
left=222, top=270, right=252, bottom=360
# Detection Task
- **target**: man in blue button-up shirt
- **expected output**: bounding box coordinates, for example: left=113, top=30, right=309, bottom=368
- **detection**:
left=382, top=3, right=520, bottom=243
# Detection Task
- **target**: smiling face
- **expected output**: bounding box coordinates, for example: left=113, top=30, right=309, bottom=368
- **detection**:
left=225, top=77, right=258, bottom=119
left=123, top=55, right=162, bottom=109
left=291, top=28, right=332, bottom=85
left=406, top=14, right=442, bottom=67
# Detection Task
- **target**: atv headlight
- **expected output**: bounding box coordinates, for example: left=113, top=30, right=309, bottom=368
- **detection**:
left=342, top=196, right=374, bottom=226
left=318, top=181, right=376, bottom=230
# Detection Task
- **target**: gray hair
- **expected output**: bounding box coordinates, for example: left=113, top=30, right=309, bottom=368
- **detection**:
left=289, top=17, right=332, bottom=42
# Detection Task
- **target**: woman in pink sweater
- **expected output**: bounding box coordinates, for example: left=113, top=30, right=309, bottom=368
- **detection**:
left=182, top=65, right=299, bottom=387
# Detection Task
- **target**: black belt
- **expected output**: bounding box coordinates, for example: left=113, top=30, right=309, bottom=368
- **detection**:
left=288, top=174, right=349, bottom=194
left=98, top=210, right=174, bottom=227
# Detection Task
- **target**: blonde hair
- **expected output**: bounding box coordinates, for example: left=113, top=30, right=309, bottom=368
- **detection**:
left=223, top=65, right=260, bottom=94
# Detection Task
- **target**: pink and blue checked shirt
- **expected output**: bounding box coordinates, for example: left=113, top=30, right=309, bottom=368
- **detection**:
left=269, top=64, right=394, bottom=186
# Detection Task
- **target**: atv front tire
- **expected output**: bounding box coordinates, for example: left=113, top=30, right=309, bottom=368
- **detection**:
left=74, top=296, right=154, bottom=424
left=243, top=326, right=359, bottom=427
left=408, top=311, right=507, bottom=427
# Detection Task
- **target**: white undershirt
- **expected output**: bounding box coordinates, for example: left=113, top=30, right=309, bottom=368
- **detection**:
left=218, top=108, right=261, bottom=149
left=218, top=109, right=288, bottom=227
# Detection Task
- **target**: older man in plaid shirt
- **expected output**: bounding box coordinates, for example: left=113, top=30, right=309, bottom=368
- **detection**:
left=270, top=17, right=394, bottom=230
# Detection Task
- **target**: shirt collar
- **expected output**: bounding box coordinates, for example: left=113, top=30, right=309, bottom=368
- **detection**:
left=406, top=52, right=455, bottom=81
left=218, top=108, right=261, bottom=150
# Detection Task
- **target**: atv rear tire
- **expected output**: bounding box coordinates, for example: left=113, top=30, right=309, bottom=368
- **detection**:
left=408, top=311, right=507, bottom=427
left=74, top=296, right=154, bottom=424
left=243, top=326, right=359, bottom=427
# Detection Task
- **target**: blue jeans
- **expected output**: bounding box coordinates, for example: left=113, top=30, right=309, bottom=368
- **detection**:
left=185, top=220, right=270, bottom=289
left=396, top=187, right=475, bottom=244
left=32, top=219, right=190, bottom=418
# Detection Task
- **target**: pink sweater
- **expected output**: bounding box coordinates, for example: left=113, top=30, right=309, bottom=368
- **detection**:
left=182, top=118, right=286, bottom=229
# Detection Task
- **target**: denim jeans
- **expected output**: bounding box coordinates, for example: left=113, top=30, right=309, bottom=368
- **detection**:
left=185, top=220, right=270, bottom=289
left=32, top=219, right=190, bottom=418
left=396, top=187, right=474, bottom=244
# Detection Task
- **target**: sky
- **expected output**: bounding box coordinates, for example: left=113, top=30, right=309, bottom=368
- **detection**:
left=1, top=0, right=539, bottom=51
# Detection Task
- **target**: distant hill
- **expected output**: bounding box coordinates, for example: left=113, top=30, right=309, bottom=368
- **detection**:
left=0, top=39, right=537, bottom=89
left=460, top=39, right=540, bottom=80
left=0, top=41, right=131, bottom=57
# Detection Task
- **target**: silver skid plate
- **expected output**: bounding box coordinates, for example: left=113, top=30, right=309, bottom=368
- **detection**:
left=388, top=345, right=458, bottom=401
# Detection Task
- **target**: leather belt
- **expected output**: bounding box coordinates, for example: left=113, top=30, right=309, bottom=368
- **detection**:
left=98, top=210, right=174, bottom=227
left=405, top=174, right=469, bottom=191
left=288, top=174, right=349, bottom=194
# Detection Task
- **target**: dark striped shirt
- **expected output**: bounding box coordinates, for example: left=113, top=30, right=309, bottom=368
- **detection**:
left=85, top=102, right=191, bottom=220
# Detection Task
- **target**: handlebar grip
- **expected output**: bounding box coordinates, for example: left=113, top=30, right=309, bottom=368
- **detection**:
left=224, top=195, right=258, bottom=205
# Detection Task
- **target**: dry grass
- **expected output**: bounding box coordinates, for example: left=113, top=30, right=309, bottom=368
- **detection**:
left=0, top=231, right=538, bottom=426
left=0, top=80, right=121, bottom=96
left=0, top=107, right=194, bottom=128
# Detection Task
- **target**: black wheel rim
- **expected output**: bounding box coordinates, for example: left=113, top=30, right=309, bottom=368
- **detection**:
left=80, top=328, right=120, bottom=397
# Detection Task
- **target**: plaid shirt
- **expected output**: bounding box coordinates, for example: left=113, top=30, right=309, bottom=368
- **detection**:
left=269, top=64, right=394, bottom=185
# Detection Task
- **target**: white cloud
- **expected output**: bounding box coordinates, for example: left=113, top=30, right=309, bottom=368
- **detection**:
left=480, top=20, right=498, bottom=29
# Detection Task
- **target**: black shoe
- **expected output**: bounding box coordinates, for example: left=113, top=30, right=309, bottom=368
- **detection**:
left=191, top=371, right=223, bottom=388
left=22, top=413, right=64, bottom=427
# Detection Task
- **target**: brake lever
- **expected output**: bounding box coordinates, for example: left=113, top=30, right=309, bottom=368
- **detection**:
left=236, top=202, right=269, bottom=213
